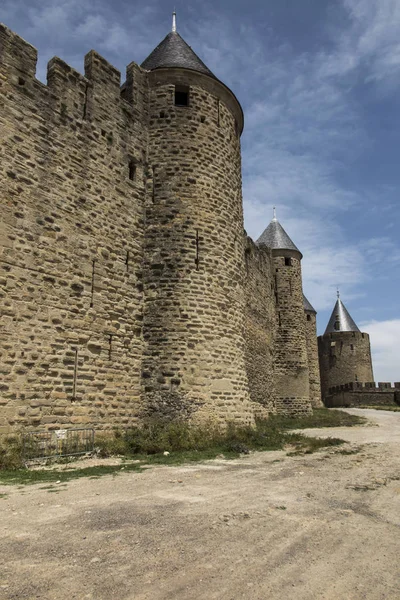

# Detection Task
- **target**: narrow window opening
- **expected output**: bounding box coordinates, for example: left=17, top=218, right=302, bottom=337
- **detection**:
left=101, top=130, right=106, bottom=137
left=152, top=166, right=156, bottom=202
left=18, top=77, right=25, bottom=86
left=90, top=259, right=96, bottom=308
left=350, top=344, right=354, bottom=351
left=284, top=257, right=292, bottom=266
left=334, top=315, right=340, bottom=331
left=195, top=229, right=200, bottom=270
left=175, top=85, right=189, bottom=107
left=72, top=348, right=78, bottom=400
left=200, top=116, right=206, bottom=123
left=307, top=314, right=311, bottom=322
left=355, top=374, right=358, bottom=382
left=128, top=160, right=136, bottom=181
left=109, top=335, right=113, bottom=361
left=160, top=111, right=165, bottom=118
left=278, top=312, right=282, bottom=327
left=125, top=250, right=130, bottom=272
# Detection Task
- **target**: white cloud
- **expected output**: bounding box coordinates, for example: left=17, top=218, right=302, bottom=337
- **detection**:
left=360, top=319, right=400, bottom=382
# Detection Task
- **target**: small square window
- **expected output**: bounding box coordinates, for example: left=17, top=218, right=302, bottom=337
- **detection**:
left=284, top=257, right=292, bottom=266
left=307, top=314, right=311, bottom=321
left=175, top=85, right=189, bottom=107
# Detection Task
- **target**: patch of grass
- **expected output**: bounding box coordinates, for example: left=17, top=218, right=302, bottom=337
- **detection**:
left=270, top=408, right=366, bottom=430
left=0, top=411, right=350, bottom=485
left=286, top=434, right=345, bottom=456
left=0, top=462, right=142, bottom=486
left=0, top=493, right=7, bottom=499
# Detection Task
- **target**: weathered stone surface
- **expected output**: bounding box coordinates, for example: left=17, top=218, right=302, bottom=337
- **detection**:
left=305, top=310, right=323, bottom=408
left=318, top=331, right=374, bottom=404
left=0, top=23, right=316, bottom=432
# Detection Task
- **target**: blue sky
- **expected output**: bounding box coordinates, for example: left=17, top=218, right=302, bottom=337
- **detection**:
left=2, top=0, right=400, bottom=381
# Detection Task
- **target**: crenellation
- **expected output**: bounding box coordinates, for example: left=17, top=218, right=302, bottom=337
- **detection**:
left=0, top=24, right=38, bottom=80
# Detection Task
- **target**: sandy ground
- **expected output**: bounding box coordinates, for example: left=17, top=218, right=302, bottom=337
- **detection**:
left=1, top=409, right=400, bottom=600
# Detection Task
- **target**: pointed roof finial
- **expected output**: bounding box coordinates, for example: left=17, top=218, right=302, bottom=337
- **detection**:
left=172, top=10, right=177, bottom=33
left=272, top=206, right=277, bottom=221
left=337, top=287, right=340, bottom=299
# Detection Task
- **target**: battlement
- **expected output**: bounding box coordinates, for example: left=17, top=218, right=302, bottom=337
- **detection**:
left=0, top=23, right=147, bottom=124
left=328, top=382, right=400, bottom=394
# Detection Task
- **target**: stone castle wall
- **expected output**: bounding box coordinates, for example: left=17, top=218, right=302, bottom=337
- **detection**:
left=244, top=237, right=276, bottom=416
left=318, top=331, right=374, bottom=403
left=0, top=25, right=148, bottom=432
left=270, top=251, right=312, bottom=416
left=305, top=311, right=323, bottom=408
left=0, top=24, right=317, bottom=432
left=325, top=382, right=400, bottom=408
left=141, top=67, right=254, bottom=425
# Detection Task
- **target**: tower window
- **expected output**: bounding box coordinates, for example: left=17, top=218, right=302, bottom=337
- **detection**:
left=350, top=344, right=354, bottom=351
left=307, top=314, right=311, bottom=321
left=175, top=85, right=189, bottom=107
left=284, top=257, right=292, bottom=266
left=128, top=160, right=136, bottom=181
left=334, top=316, right=340, bottom=331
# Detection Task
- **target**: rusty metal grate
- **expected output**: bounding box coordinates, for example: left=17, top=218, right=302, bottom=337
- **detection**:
left=22, top=428, right=94, bottom=461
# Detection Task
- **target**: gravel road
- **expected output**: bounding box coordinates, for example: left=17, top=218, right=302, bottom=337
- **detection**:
left=1, top=409, right=399, bottom=600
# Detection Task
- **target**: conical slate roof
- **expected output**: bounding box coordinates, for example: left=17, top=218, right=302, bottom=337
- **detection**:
left=141, top=31, right=216, bottom=78
left=256, top=217, right=301, bottom=254
left=303, top=295, right=316, bottom=313
left=324, top=298, right=360, bottom=334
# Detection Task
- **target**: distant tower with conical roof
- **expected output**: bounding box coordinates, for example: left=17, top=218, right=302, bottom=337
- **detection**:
left=257, top=211, right=312, bottom=415
left=318, top=294, right=374, bottom=402
left=140, top=13, right=253, bottom=424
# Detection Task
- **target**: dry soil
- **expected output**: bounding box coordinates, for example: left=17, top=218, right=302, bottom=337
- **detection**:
left=1, top=408, right=400, bottom=600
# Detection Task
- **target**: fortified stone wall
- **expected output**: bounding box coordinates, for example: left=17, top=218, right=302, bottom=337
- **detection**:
left=244, top=237, right=276, bottom=416
left=0, top=25, right=148, bottom=432
left=304, top=310, right=322, bottom=408
left=141, top=67, right=255, bottom=425
left=318, top=331, right=374, bottom=402
left=325, top=382, right=400, bottom=408
left=0, top=23, right=318, bottom=433
left=271, top=251, right=311, bottom=416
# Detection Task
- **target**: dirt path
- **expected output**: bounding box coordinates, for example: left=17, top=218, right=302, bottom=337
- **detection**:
left=299, top=408, right=400, bottom=444
left=1, top=410, right=400, bottom=600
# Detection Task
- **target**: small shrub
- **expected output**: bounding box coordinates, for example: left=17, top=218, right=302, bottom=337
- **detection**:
left=0, top=436, right=24, bottom=470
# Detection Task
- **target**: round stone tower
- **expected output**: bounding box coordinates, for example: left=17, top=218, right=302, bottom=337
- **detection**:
left=304, top=295, right=323, bottom=408
left=257, top=212, right=312, bottom=416
left=140, top=15, right=254, bottom=425
left=318, top=294, right=374, bottom=403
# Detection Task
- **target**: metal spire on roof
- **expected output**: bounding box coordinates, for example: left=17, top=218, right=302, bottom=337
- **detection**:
left=172, top=10, right=177, bottom=32
left=337, top=287, right=340, bottom=299
left=272, top=206, right=277, bottom=221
